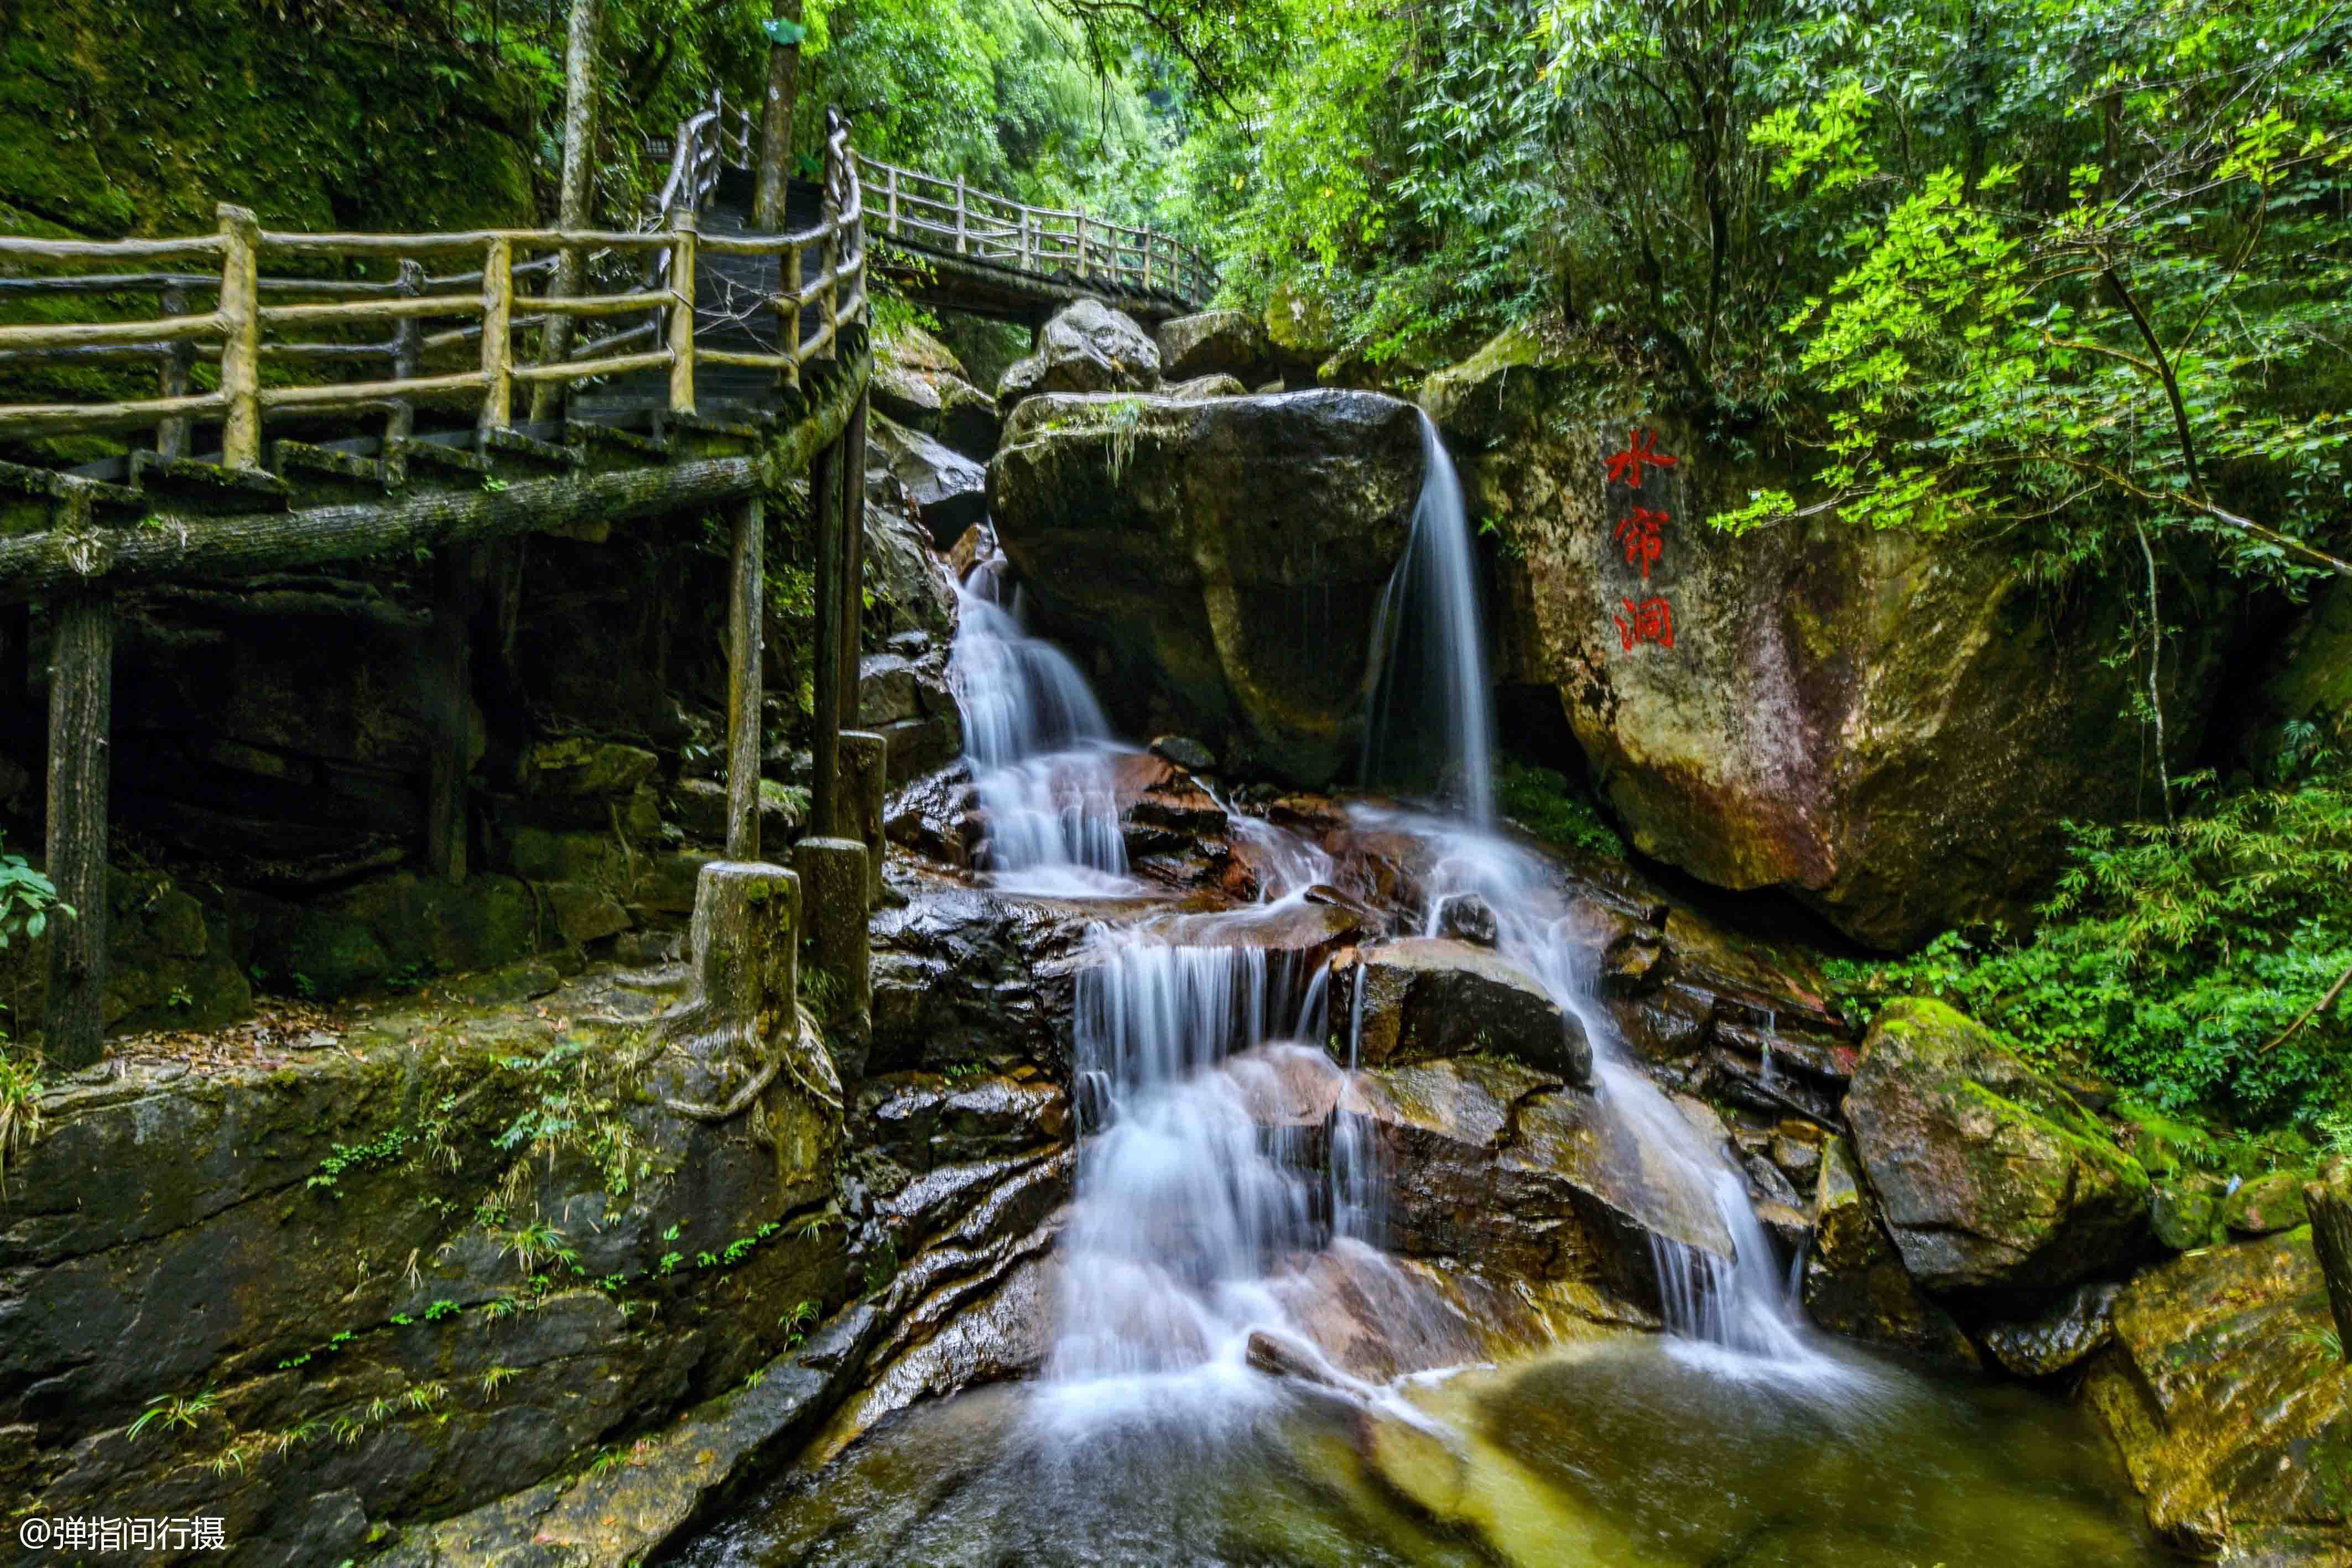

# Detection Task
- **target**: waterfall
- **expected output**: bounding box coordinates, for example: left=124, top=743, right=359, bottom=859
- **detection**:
left=1362, top=411, right=1496, bottom=827
left=1047, top=933, right=1330, bottom=1388
left=948, top=566, right=1137, bottom=895
left=1354, top=413, right=1843, bottom=1378
left=954, top=413, right=1841, bottom=1401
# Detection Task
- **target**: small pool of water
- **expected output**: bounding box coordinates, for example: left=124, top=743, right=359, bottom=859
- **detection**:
left=675, top=1338, right=2165, bottom=1568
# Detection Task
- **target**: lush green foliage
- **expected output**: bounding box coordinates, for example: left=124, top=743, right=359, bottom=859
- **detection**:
left=1829, top=748, right=2352, bottom=1129
left=1498, top=760, right=1627, bottom=859
left=0, top=837, right=65, bottom=954
left=1177, top=0, right=2351, bottom=601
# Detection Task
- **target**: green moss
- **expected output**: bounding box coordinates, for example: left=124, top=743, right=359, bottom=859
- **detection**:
left=1496, top=759, right=1625, bottom=859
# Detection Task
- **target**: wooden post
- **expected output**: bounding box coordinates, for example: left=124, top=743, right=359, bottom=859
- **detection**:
left=43, top=591, right=113, bottom=1069
left=478, top=235, right=514, bottom=438
left=667, top=207, right=698, bottom=416
left=809, top=436, right=842, bottom=838
left=817, top=216, right=837, bottom=358
left=387, top=259, right=424, bottom=447
left=2311, top=1160, right=2352, bottom=1363
left=216, top=203, right=263, bottom=469
left=155, top=286, right=192, bottom=459
left=426, top=548, right=475, bottom=882
left=886, top=165, right=899, bottom=238
left=726, top=494, right=764, bottom=859
left=779, top=242, right=804, bottom=392
left=954, top=174, right=968, bottom=255
left=753, top=0, right=804, bottom=230
left=837, top=387, right=867, bottom=726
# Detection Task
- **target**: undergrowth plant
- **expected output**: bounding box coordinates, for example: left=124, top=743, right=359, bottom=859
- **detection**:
left=1831, top=752, right=2352, bottom=1128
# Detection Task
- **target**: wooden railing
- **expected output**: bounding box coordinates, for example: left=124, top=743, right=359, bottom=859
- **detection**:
left=0, top=110, right=866, bottom=466
left=857, top=154, right=1215, bottom=310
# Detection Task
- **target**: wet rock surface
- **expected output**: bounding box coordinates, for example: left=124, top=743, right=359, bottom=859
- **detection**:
left=2084, top=1228, right=2352, bottom=1553
left=996, top=299, right=1162, bottom=410
left=1345, top=1055, right=1732, bottom=1311
left=1, top=964, right=860, bottom=1566
left=1157, top=309, right=1278, bottom=386
left=1426, top=327, right=2226, bottom=949
left=1801, top=1135, right=1981, bottom=1371
left=870, top=411, right=988, bottom=546
left=1331, top=936, right=1591, bottom=1085
left=1981, top=1280, right=2122, bottom=1377
left=1844, top=998, right=2151, bottom=1291
left=989, top=388, right=1424, bottom=784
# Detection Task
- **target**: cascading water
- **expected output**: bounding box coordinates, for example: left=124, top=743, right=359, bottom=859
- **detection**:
left=1048, top=934, right=1327, bottom=1388
left=957, top=416, right=1841, bottom=1398
left=948, top=551, right=1136, bottom=895
left=1362, top=411, right=1497, bottom=828
left=1360, top=419, right=1841, bottom=1377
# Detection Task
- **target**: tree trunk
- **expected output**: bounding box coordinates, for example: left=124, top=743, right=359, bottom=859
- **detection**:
left=2309, top=1162, right=2352, bottom=1362
left=43, top=592, right=113, bottom=1069
left=753, top=0, right=804, bottom=231
left=534, top=0, right=602, bottom=420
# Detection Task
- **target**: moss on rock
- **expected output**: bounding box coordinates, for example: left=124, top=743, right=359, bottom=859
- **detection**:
left=1845, top=998, right=2152, bottom=1291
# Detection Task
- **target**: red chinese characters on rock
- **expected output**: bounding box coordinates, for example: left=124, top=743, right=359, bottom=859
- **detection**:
left=1604, top=427, right=1679, bottom=652
left=1615, top=506, right=1667, bottom=580
left=1615, top=596, right=1675, bottom=651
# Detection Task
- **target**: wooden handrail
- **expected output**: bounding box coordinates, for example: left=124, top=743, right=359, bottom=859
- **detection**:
left=0, top=97, right=869, bottom=467
left=850, top=150, right=1214, bottom=308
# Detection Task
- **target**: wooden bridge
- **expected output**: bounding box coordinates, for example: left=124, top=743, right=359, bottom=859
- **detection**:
left=0, top=98, right=1211, bottom=1067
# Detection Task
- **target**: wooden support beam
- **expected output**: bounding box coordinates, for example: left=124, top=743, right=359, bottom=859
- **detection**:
left=216, top=204, right=263, bottom=469
left=387, top=260, right=425, bottom=449
left=0, top=343, right=869, bottom=602
left=837, top=388, right=868, bottom=725
left=426, top=546, right=477, bottom=882
left=667, top=210, right=698, bottom=417
left=726, top=494, right=764, bottom=860
left=809, top=434, right=843, bottom=839
left=478, top=236, right=514, bottom=437
left=154, top=286, right=194, bottom=460
left=44, top=592, right=113, bottom=1069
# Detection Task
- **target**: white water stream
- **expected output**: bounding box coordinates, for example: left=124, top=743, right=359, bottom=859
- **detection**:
left=948, top=419, right=1855, bottom=1410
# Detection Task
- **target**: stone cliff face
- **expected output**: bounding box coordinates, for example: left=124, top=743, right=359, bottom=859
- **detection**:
left=1423, top=327, right=2228, bottom=950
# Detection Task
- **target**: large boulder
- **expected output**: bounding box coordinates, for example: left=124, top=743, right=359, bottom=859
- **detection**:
left=872, top=324, right=1001, bottom=460
left=868, top=411, right=987, bottom=547
left=989, top=389, right=1424, bottom=784
left=1801, top=1135, right=1980, bottom=1370
left=1843, top=999, right=2151, bottom=1291
left=1427, top=330, right=2224, bottom=949
left=996, top=300, right=1159, bottom=411
left=1156, top=310, right=1277, bottom=386
left=2083, top=1228, right=2352, bottom=1554
left=1340, top=1055, right=1733, bottom=1310
left=1330, top=936, right=1591, bottom=1085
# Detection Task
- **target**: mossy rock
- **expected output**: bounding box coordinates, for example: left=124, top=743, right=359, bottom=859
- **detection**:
left=2083, top=1227, right=2351, bottom=1550
left=1845, top=998, right=2152, bottom=1291
left=2224, top=1170, right=2312, bottom=1236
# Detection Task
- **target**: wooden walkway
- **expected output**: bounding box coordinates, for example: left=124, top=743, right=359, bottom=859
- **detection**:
left=0, top=103, right=919, bottom=1069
